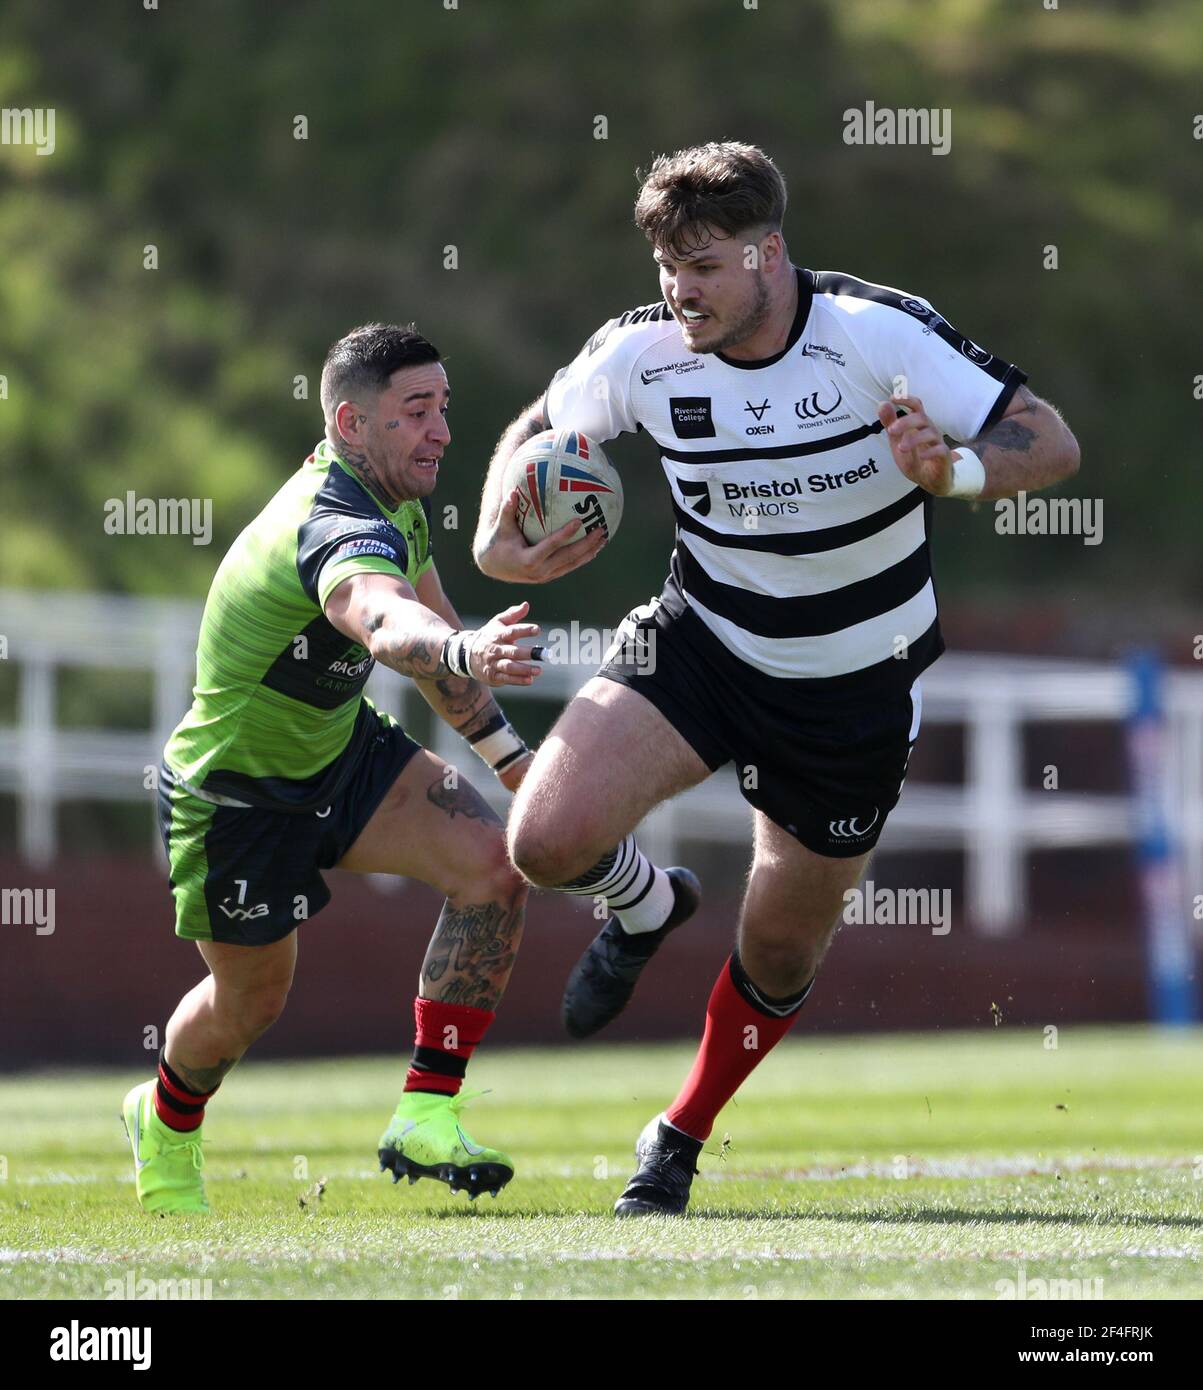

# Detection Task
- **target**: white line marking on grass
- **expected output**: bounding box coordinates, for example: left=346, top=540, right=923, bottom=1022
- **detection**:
left=0, top=1248, right=102, bottom=1263
left=12, top=1172, right=109, bottom=1184
left=10, top=1154, right=1191, bottom=1186
left=3, top=1243, right=1196, bottom=1270
left=705, top=1154, right=1196, bottom=1182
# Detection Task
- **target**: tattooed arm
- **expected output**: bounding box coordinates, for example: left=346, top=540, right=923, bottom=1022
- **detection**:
left=412, top=564, right=536, bottom=791
left=324, top=570, right=542, bottom=688
left=412, top=563, right=506, bottom=739
left=963, top=385, right=1080, bottom=500
left=877, top=385, right=1080, bottom=501
left=325, top=570, right=455, bottom=679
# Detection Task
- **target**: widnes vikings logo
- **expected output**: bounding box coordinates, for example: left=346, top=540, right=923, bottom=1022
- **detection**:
left=829, top=808, right=880, bottom=840
left=795, top=384, right=844, bottom=422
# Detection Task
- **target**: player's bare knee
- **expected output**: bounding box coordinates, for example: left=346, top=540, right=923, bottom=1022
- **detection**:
left=450, top=831, right=528, bottom=908
left=217, top=982, right=291, bottom=1042
left=244, top=990, right=290, bottom=1040
left=507, top=814, right=553, bottom=885
left=508, top=822, right=592, bottom=888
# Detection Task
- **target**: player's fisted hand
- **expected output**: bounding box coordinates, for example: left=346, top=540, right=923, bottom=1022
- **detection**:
left=876, top=396, right=956, bottom=497
left=468, top=600, right=544, bottom=686
left=491, top=488, right=607, bottom=584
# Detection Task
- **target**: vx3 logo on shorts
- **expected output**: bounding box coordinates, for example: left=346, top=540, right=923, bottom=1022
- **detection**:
left=217, top=898, right=270, bottom=921
left=829, top=807, right=880, bottom=839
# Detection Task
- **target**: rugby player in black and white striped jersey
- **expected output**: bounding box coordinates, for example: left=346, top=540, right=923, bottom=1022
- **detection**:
left=474, top=142, right=1079, bottom=1216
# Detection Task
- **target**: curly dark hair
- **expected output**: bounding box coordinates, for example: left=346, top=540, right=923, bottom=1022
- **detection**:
left=634, top=141, right=787, bottom=259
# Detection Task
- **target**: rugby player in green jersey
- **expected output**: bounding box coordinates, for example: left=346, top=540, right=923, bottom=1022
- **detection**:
left=123, top=323, right=586, bottom=1213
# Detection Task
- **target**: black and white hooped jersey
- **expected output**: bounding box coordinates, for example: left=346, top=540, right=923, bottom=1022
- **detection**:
left=543, top=267, right=1026, bottom=688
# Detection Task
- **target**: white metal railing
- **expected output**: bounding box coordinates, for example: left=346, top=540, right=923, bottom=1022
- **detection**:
left=1, top=588, right=1201, bottom=935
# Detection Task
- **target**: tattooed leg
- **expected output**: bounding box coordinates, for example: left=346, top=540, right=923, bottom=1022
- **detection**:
left=334, top=750, right=529, bottom=1010
left=425, top=771, right=504, bottom=824
left=420, top=771, right=526, bottom=1010
left=166, top=1056, right=239, bottom=1093
left=420, top=894, right=525, bottom=1011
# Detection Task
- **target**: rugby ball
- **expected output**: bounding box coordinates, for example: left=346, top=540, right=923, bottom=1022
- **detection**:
left=505, top=429, right=623, bottom=546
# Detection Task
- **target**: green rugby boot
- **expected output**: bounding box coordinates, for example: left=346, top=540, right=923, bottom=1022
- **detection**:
left=121, top=1079, right=210, bottom=1215
left=378, top=1089, right=513, bottom=1200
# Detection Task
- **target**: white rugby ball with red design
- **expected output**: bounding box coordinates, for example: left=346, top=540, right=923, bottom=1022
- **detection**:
left=506, top=429, right=623, bottom=546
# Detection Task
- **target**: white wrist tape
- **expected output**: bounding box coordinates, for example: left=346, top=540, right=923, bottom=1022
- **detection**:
left=466, top=710, right=529, bottom=772
left=441, top=629, right=478, bottom=678
left=947, top=447, right=986, bottom=500
left=474, top=724, right=527, bottom=771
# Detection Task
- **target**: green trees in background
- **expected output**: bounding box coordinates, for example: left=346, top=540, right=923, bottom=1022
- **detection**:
left=1, top=0, right=1200, bottom=632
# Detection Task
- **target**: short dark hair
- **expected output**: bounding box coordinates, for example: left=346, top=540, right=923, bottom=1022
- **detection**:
left=633, top=141, right=787, bottom=259
left=320, top=322, right=441, bottom=420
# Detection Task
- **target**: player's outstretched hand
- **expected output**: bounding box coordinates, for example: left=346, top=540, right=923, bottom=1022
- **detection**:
left=485, top=487, right=608, bottom=584
left=877, top=396, right=960, bottom=497
left=468, top=601, right=543, bottom=686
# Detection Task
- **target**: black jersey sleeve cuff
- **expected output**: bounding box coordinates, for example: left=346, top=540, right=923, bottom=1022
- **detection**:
left=975, top=365, right=1028, bottom=438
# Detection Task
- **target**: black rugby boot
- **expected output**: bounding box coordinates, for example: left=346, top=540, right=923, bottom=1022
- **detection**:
left=561, top=866, right=701, bottom=1039
left=614, top=1114, right=703, bottom=1218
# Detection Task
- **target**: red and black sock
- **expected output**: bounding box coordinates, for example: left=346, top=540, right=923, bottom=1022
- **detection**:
left=153, top=1048, right=218, bottom=1132
left=665, top=952, right=814, bottom=1142
left=404, top=998, right=495, bottom=1097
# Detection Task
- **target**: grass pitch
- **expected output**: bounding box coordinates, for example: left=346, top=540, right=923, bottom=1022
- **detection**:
left=2, top=1027, right=1201, bottom=1300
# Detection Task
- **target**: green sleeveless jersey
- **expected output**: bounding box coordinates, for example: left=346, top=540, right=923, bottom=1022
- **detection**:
left=164, top=440, right=434, bottom=811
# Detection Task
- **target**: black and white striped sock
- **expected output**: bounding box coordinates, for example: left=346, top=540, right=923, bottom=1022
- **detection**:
left=559, top=835, right=675, bottom=935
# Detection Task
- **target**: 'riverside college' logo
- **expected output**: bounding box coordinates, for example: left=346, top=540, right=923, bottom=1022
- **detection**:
left=669, top=397, right=716, bottom=439
left=678, top=477, right=711, bottom=516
